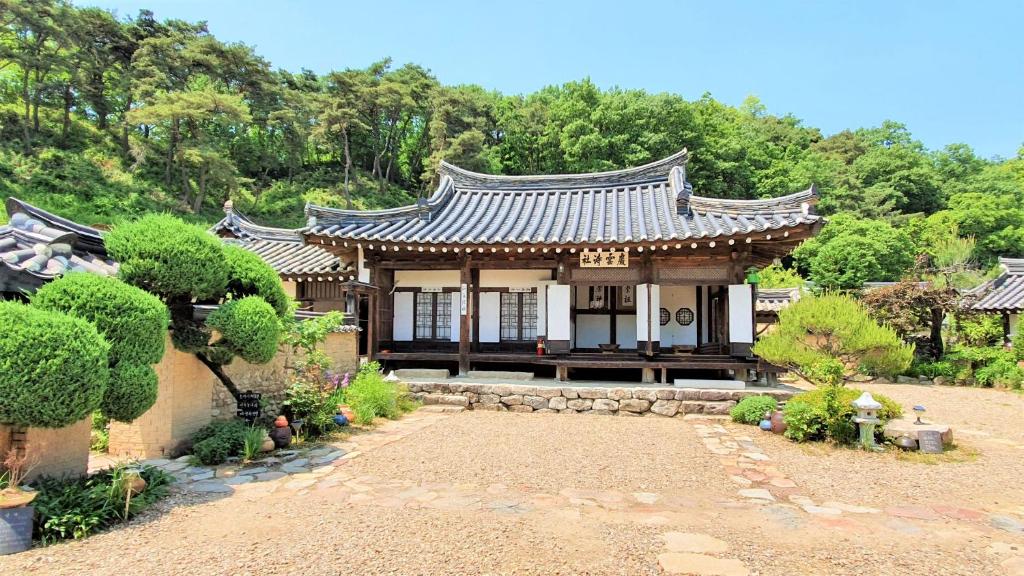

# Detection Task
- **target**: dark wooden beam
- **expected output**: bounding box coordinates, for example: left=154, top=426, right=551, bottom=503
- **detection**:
left=459, top=256, right=471, bottom=375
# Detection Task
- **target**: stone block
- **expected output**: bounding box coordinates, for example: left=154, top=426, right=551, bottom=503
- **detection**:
left=561, top=387, right=580, bottom=399
left=592, top=399, right=619, bottom=411
left=882, top=419, right=954, bottom=444
left=578, top=388, right=607, bottom=399
left=617, top=411, right=641, bottom=417
left=699, top=390, right=732, bottom=401
left=548, top=397, right=568, bottom=410
left=680, top=401, right=705, bottom=414
left=674, top=389, right=702, bottom=401
left=473, top=403, right=507, bottom=412
left=656, top=389, right=676, bottom=400
left=588, top=410, right=614, bottom=415
left=632, top=389, right=658, bottom=402
left=468, top=370, right=533, bottom=381
left=534, top=408, right=556, bottom=414
left=500, top=395, right=524, bottom=406
left=607, top=387, right=631, bottom=401
left=438, top=395, right=469, bottom=407
left=478, top=394, right=501, bottom=405
left=703, top=401, right=736, bottom=415
left=535, top=387, right=563, bottom=398
left=566, top=398, right=593, bottom=411
left=619, top=399, right=651, bottom=413
left=508, top=405, right=534, bottom=413
left=650, top=399, right=681, bottom=417
left=524, top=395, right=548, bottom=409
left=396, top=368, right=449, bottom=380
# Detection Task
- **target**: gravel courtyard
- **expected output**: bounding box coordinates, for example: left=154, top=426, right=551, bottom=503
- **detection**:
left=3, top=386, right=1024, bottom=576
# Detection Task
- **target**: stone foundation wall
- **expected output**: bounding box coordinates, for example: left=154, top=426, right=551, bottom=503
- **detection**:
left=0, top=419, right=91, bottom=481
left=407, top=382, right=793, bottom=417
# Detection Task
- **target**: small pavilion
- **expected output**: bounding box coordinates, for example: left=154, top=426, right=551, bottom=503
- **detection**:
left=969, top=257, right=1023, bottom=344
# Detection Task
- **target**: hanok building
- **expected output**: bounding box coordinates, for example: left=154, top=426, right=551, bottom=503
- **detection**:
left=969, top=257, right=1023, bottom=343
left=0, top=198, right=117, bottom=298
left=300, top=149, right=822, bottom=382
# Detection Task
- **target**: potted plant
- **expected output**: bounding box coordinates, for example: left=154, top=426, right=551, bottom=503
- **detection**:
left=0, top=446, right=40, bottom=555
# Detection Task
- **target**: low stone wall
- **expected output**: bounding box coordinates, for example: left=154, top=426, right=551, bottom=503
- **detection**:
left=0, top=419, right=91, bottom=480
left=407, top=382, right=793, bottom=417
left=110, top=329, right=359, bottom=459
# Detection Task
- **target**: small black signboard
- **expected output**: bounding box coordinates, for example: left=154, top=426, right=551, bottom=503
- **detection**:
left=236, top=390, right=262, bottom=424
left=917, top=430, right=944, bottom=454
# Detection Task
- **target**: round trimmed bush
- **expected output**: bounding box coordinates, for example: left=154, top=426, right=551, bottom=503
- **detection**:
left=206, top=296, right=281, bottom=364
left=105, top=214, right=229, bottom=301
left=33, top=273, right=169, bottom=365
left=102, top=363, right=159, bottom=423
left=0, top=301, right=109, bottom=428
left=730, top=396, right=778, bottom=425
left=223, top=244, right=291, bottom=317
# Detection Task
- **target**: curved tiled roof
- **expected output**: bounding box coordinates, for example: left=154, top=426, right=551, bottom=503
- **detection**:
left=305, top=149, right=820, bottom=246
left=971, top=258, right=1024, bottom=312
left=755, top=287, right=802, bottom=313
left=0, top=198, right=117, bottom=292
left=211, top=204, right=352, bottom=279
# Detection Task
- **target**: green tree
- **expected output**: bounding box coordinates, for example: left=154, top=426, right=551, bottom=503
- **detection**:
left=793, top=213, right=916, bottom=289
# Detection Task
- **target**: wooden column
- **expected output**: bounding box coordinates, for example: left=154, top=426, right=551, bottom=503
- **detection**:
left=471, top=268, right=480, bottom=353
left=459, top=257, right=471, bottom=375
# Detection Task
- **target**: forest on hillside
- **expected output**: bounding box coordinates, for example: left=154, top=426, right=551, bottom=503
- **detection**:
left=1, top=0, right=1023, bottom=289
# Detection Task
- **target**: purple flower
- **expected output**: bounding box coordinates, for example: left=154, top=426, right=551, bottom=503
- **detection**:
left=341, top=373, right=350, bottom=388
left=326, top=371, right=341, bottom=389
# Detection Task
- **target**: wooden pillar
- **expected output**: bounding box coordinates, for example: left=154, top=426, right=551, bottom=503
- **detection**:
left=459, top=257, right=471, bottom=375
left=1005, top=312, right=1012, bottom=346
left=471, top=268, right=480, bottom=353
left=695, top=285, right=703, bottom=348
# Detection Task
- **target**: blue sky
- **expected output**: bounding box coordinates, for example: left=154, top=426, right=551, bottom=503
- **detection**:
left=82, top=0, right=1023, bottom=159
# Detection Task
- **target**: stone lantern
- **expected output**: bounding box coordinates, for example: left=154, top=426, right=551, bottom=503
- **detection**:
left=852, top=392, right=883, bottom=451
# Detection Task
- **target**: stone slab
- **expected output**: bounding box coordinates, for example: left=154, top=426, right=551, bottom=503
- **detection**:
left=673, top=379, right=746, bottom=390
left=657, top=553, right=749, bottom=576
left=395, top=368, right=450, bottom=380
left=467, top=370, right=533, bottom=381
left=662, top=532, right=730, bottom=554
left=883, top=418, right=953, bottom=444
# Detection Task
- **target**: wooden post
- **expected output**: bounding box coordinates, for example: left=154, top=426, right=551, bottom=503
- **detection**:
left=1005, top=312, right=1012, bottom=346
left=459, top=257, right=471, bottom=375
left=471, top=268, right=480, bottom=353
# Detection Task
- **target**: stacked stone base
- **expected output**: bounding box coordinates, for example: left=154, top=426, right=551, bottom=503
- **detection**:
left=407, top=382, right=793, bottom=417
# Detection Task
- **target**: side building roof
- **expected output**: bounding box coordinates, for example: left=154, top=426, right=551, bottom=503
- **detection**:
left=0, top=198, right=117, bottom=293
left=304, top=148, right=821, bottom=248
left=210, top=202, right=353, bottom=281
left=970, top=258, right=1024, bottom=313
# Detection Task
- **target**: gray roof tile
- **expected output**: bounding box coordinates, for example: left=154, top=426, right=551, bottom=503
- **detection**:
left=971, top=258, right=1024, bottom=312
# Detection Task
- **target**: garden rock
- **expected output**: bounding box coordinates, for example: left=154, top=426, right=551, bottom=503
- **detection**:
left=548, top=397, right=567, bottom=410
left=619, top=399, right=651, bottom=412
left=592, top=399, right=619, bottom=411
left=651, top=400, right=681, bottom=417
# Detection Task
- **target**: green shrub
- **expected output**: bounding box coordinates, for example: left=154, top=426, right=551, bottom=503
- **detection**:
left=782, top=386, right=902, bottom=443
left=1014, top=330, right=1024, bottom=362
left=32, top=464, right=173, bottom=544
left=33, top=273, right=169, bottom=366
left=223, top=244, right=291, bottom=316
left=190, top=419, right=249, bottom=465
left=90, top=411, right=109, bottom=453
left=241, top=426, right=267, bottom=462
left=105, top=213, right=229, bottom=300
left=347, top=365, right=399, bottom=423
left=0, top=301, right=109, bottom=428
left=909, top=358, right=957, bottom=380
left=955, top=314, right=1004, bottom=347
left=283, top=380, right=339, bottom=437
left=945, top=344, right=1024, bottom=388
left=102, top=363, right=159, bottom=423
left=206, top=296, right=281, bottom=364
left=974, top=355, right=1024, bottom=389
left=730, top=396, right=778, bottom=425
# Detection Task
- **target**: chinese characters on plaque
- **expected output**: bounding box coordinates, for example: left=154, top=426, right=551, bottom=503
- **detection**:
left=579, top=249, right=628, bottom=268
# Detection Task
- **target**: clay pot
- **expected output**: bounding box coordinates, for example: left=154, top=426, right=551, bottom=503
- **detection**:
left=274, top=415, right=289, bottom=428
left=0, top=488, right=36, bottom=510
left=123, top=471, right=147, bottom=496
left=337, top=404, right=356, bottom=422
left=770, top=410, right=787, bottom=435
left=260, top=436, right=275, bottom=452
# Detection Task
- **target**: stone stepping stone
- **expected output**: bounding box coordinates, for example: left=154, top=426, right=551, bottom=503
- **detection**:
left=163, top=461, right=189, bottom=472
left=739, top=452, right=769, bottom=461
left=306, top=447, right=333, bottom=457
left=657, top=552, right=749, bottom=576
left=311, top=451, right=345, bottom=465
left=189, top=470, right=214, bottom=482
left=633, top=492, right=660, bottom=504
left=142, top=458, right=170, bottom=467
left=223, top=476, right=253, bottom=486
left=191, top=481, right=232, bottom=494
left=281, top=463, right=310, bottom=474
left=661, top=532, right=729, bottom=554
left=738, top=488, right=774, bottom=501
left=255, top=471, right=288, bottom=482
left=282, top=478, right=317, bottom=491
left=236, top=466, right=269, bottom=477
left=768, top=477, right=797, bottom=488
left=931, top=505, right=984, bottom=521
left=886, top=505, right=942, bottom=521
left=822, top=501, right=880, bottom=514
left=991, top=515, right=1024, bottom=534
left=801, top=504, right=842, bottom=516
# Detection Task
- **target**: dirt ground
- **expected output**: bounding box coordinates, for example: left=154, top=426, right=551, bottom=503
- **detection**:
left=3, top=385, right=1024, bottom=576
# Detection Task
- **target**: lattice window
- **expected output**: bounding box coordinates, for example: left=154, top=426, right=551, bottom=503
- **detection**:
left=414, top=292, right=451, bottom=340
left=676, top=307, right=694, bottom=326
left=500, top=292, right=538, bottom=341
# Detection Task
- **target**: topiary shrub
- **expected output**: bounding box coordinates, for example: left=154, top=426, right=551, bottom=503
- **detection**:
left=782, top=386, right=902, bottom=443
left=0, top=301, right=109, bottom=428
left=102, top=363, right=159, bottom=423
left=730, top=396, right=778, bottom=425
left=33, top=273, right=169, bottom=422
left=223, top=244, right=290, bottom=316
left=105, top=213, right=228, bottom=301
left=33, top=273, right=169, bottom=366
left=206, top=296, right=281, bottom=364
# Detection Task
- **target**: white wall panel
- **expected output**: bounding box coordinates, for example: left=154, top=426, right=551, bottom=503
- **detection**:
left=546, top=285, right=571, bottom=341
left=616, top=315, right=637, bottom=347
left=728, top=284, right=754, bottom=344
left=393, top=292, right=414, bottom=341
left=450, top=292, right=461, bottom=343
left=394, top=270, right=460, bottom=288
left=636, top=284, right=661, bottom=343
left=479, top=292, right=501, bottom=342
left=576, top=315, right=611, bottom=348
left=480, top=269, right=551, bottom=287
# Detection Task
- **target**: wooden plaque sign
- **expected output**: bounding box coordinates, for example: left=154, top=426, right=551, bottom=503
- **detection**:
left=236, top=390, right=262, bottom=424
left=917, top=430, right=944, bottom=454
left=579, top=250, right=628, bottom=268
